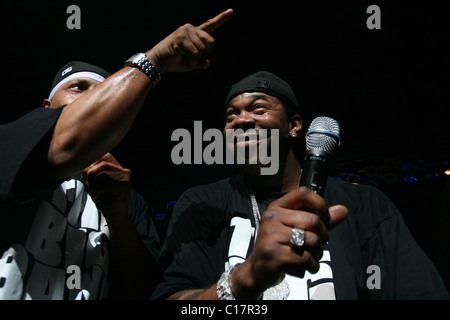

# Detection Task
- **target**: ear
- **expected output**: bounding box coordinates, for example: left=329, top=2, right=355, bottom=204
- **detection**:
left=289, top=114, right=302, bottom=138
left=42, top=99, right=52, bottom=108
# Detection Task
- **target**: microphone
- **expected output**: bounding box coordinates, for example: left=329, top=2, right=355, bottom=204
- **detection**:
left=299, top=116, right=341, bottom=196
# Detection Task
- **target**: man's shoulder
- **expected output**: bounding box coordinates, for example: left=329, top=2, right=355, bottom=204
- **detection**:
left=326, top=176, right=401, bottom=226
left=326, top=176, right=386, bottom=198
left=180, top=174, right=242, bottom=199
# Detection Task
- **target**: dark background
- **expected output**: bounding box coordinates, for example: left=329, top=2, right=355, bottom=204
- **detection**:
left=1, top=1, right=449, bottom=292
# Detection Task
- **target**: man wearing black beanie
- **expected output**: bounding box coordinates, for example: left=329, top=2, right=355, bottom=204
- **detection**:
left=152, top=70, right=449, bottom=300
left=0, top=9, right=234, bottom=300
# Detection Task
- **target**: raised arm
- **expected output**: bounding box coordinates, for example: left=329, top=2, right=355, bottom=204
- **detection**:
left=47, top=9, right=234, bottom=181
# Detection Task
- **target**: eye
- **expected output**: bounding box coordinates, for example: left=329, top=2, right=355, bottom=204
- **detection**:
left=226, top=109, right=238, bottom=122
left=252, top=104, right=267, bottom=114
left=226, top=113, right=236, bottom=123
left=69, top=82, right=89, bottom=93
left=70, top=84, right=83, bottom=91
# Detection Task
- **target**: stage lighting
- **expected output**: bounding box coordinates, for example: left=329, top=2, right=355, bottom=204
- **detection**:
left=403, top=176, right=418, bottom=183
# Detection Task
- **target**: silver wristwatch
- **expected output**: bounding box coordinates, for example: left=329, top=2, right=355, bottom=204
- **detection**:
left=216, top=264, right=240, bottom=300
left=125, top=53, right=161, bottom=85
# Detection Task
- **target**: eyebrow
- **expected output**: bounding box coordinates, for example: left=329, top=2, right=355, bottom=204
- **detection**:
left=66, top=78, right=98, bottom=87
left=228, top=93, right=271, bottom=107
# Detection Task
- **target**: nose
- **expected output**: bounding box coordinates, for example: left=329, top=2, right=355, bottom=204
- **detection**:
left=233, top=111, right=255, bottom=130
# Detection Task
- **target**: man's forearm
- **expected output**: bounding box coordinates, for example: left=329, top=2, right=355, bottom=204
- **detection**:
left=168, top=285, right=218, bottom=300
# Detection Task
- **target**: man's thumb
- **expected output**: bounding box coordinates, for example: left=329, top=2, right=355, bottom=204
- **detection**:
left=328, top=205, right=348, bottom=229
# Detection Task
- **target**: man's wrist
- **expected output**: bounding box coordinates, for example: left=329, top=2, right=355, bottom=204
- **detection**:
left=231, top=262, right=265, bottom=300
left=125, top=53, right=161, bottom=85
left=217, top=263, right=240, bottom=300
left=217, top=263, right=264, bottom=300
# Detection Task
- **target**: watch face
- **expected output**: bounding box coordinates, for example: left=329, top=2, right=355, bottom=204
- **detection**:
left=126, top=53, right=143, bottom=64
left=135, top=53, right=146, bottom=61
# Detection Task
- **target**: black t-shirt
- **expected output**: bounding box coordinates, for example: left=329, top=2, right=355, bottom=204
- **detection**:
left=0, top=107, right=160, bottom=299
left=152, top=173, right=449, bottom=300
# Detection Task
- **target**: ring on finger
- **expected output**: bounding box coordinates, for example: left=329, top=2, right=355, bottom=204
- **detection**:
left=290, top=228, right=306, bottom=248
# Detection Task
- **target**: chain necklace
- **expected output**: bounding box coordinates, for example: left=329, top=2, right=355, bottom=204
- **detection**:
left=247, top=183, right=290, bottom=300
left=249, top=191, right=261, bottom=232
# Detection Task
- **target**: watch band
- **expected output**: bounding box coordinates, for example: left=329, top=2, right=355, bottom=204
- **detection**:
left=216, top=263, right=241, bottom=300
left=125, top=53, right=161, bottom=85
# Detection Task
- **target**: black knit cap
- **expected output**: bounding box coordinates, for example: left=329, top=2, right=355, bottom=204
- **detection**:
left=224, top=71, right=300, bottom=118
left=49, top=61, right=111, bottom=99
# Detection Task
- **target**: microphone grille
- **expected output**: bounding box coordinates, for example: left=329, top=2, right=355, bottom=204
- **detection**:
left=305, top=116, right=341, bottom=153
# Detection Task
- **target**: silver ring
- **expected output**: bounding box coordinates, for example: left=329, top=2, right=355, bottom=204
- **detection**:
left=290, top=228, right=305, bottom=248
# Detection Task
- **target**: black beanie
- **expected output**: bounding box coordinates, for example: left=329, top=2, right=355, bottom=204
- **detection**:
left=224, top=71, right=300, bottom=118
left=49, top=61, right=111, bottom=99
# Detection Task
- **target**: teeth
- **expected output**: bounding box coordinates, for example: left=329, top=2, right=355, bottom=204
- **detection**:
left=235, top=135, right=258, bottom=144
left=237, top=134, right=257, bottom=138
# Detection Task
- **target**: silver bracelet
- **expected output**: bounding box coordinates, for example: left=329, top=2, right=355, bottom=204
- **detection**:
left=216, top=263, right=241, bottom=300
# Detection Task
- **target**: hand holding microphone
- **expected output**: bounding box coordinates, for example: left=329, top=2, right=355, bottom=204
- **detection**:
left=232, top=117, right=348, bottom=299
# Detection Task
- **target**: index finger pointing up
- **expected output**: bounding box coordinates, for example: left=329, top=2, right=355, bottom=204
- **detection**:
left=198, top=8, right=234, bottom=34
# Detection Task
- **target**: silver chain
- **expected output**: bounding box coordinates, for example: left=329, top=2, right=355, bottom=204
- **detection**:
left=246, top=184, right=290, bottom=300
left=249, top=192, right=261, bottom=232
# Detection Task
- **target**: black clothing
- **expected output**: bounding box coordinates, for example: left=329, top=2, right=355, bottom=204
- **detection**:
left=0, top=107, right=160, bottom=299
left=152, top=173, right=449, bottom=300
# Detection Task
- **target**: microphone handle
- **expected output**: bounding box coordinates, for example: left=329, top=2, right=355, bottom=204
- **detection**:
left=299, top=149, right=333, bottom=197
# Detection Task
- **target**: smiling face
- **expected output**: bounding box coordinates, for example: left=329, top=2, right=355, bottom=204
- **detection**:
left=42, top=77, right=102, bottom=109
left=224, top=92, right=301, bottom=175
